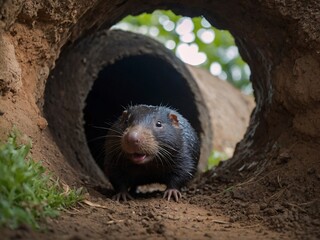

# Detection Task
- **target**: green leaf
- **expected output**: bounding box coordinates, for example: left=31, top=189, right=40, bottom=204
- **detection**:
left=0, top=130, right=83, bottom=230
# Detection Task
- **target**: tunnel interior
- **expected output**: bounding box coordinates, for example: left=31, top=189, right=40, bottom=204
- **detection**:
left=83, top=54, right=201, bottom=168
left=43, top=29, right=209, bottom=182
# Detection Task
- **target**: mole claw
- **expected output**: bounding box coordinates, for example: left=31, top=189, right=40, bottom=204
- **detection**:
left=163, top=189, right=181, bottom=202
left=112, top=192, right=133, bottom=202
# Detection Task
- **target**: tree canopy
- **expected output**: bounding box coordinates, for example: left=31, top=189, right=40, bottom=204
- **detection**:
left=113, top=10, right=252, bottom=94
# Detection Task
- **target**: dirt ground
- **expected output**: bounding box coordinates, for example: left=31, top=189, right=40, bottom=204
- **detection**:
left=0, top=185, right=292, bottom=240
left=3, top=172, right=319, bottom=240
left=2, top=145, right=319, bottom=240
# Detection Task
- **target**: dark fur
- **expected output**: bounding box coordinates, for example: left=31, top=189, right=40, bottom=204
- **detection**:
left=104, top=105, right=200, bottom=194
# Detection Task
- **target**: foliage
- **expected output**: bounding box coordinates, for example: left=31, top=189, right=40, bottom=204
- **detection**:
left=207, top=150, right=228, bottom=170
left=113, top=10, right=252, bottom=93
left=0, top=131, right=83, bottom=229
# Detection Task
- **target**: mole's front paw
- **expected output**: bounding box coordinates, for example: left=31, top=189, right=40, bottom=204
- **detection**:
left=112, top=191, right=134, bottom=202
left=163, top=188, right=182, bottom=202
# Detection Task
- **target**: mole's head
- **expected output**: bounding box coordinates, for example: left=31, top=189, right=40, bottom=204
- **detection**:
left=118, top=105, right=183, bottom=165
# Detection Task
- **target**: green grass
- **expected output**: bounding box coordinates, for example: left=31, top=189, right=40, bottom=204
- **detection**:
left=207, top=150, right=228, bottom=170
left=0, top=131, right=83, bottom=229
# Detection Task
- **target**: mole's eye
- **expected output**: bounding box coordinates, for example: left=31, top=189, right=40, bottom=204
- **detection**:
left=156, top=121, right=162, bottom=127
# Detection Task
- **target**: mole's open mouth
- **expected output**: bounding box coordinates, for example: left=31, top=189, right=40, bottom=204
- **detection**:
left=130, top=153, right=151, bottom=164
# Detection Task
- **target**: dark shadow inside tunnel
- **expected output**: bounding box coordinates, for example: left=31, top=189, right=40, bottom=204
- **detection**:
left=83, top=55, right=201, bottom=168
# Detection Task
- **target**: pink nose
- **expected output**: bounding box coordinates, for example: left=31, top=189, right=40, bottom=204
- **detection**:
left=126, top=131, right=141, bottom=145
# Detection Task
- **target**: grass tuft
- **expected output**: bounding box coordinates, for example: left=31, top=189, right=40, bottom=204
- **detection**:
left=0, top=131, right=83, bottom=229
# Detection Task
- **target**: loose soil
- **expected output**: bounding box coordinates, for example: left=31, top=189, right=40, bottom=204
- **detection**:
left=2, top=140, right=319, bottom=240
left=0, top=184, right=295, bottom=240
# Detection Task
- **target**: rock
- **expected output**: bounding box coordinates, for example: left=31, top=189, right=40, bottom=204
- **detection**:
left=0, top=35, right=21, bottom=95
left=247, top=203, right=261, bottom=215
left=37, top=116, right=48, bottom=130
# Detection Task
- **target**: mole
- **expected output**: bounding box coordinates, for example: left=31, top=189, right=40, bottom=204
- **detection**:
left=103, top=104, right=200, bottom=201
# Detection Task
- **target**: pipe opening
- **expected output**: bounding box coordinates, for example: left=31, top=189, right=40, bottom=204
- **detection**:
left=84, top=54, right=201, bottom=168
left=43, top=29, right=210, bottom=182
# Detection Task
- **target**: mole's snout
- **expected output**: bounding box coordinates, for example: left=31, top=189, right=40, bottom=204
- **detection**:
left=122, top=126, right=145, bottom=153
left=120, top=124, right=158, bottom=164
left=125, top=130, right=141, bottom=145
left=121, top=125, right=156, bottom=164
